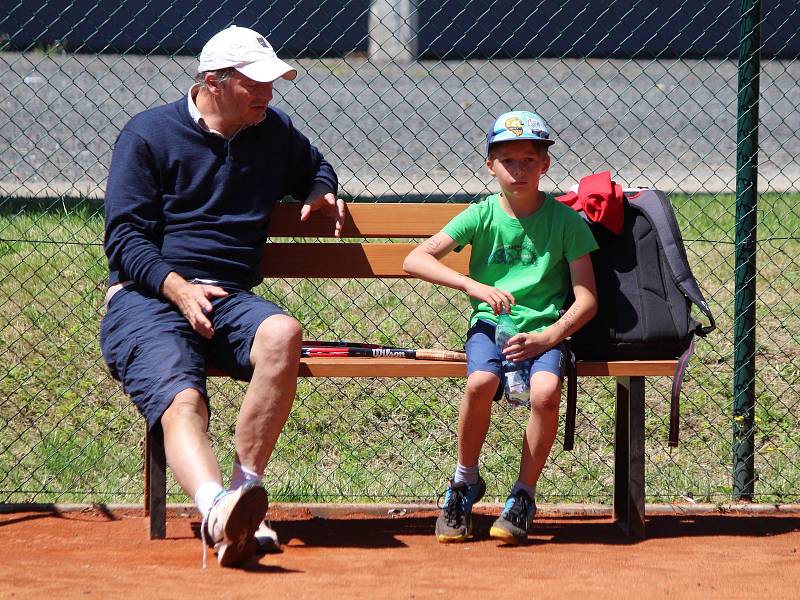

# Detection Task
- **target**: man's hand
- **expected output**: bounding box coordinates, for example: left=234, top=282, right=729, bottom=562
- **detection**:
left=161, top=272, right=228, bottom=339
left=463, top=280, right=515, bottom=315
left=300, top=192, right=346, bottom=237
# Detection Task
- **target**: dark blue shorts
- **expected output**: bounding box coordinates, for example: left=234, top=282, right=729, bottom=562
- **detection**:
left=465, top=319, right=565, bottom=401
left=99, top=284, right=285, bottom=429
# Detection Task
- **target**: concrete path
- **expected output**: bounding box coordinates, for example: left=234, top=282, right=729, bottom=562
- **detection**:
left=1, top=52, right=798, bottom=198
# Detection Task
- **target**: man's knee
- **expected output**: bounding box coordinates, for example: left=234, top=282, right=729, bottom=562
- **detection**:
left=161, top=388, right=209, bottom=429
left=250, top=314, right=302, bottom=367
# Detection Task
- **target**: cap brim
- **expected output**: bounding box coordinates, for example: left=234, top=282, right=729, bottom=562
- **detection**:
left=236, top=58, right=297, bottom=83
left=486, top=136, right=555, bottom=155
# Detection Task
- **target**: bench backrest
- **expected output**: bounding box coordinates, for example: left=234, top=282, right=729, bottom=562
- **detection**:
left=260, top=201, right=678, bottom=378
left=262, top=202, right=470, bottom=278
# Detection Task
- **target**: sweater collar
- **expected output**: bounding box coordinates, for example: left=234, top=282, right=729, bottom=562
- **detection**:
left=186, top=84, right=266, bottom=139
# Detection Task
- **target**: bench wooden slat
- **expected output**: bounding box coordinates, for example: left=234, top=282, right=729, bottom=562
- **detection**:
left=210, top=358, right=677, bottom=379
left=262, top=242, right=470, bottom=278
left=268, top=202, right=470, bottom=238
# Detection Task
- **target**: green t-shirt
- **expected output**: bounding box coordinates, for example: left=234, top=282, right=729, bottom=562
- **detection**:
left=442, top=193, right=599, bottom=333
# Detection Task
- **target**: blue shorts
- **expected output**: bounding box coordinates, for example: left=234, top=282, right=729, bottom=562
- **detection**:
left=99, top=284, right=285, bottom=429
left=465, top=320, right=565, bottom=401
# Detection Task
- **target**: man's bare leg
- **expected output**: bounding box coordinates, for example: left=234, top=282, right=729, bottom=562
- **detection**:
left=233, top=314, right=301, bottom=475
left=160, top=388, right=221, bottom=497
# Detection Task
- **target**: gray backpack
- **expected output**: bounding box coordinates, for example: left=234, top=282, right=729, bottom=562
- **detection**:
left=563, top=188, right=715, bottom=448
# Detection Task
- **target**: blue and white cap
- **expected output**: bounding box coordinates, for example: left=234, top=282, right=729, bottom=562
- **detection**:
left=485, top=110, right=555, bottom=155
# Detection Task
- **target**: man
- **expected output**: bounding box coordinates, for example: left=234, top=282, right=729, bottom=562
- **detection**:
left=100, top=25, right=345, bottom=568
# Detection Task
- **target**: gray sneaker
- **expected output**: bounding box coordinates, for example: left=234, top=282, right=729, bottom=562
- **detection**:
left=203, top=482, right=269, bottom=567
left=435, top=477, right=486, bottom=543
left=489, top=489, right=536, bottom=545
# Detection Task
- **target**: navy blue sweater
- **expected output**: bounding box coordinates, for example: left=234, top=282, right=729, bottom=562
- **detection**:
left=104, top=98, right=338, bottom=294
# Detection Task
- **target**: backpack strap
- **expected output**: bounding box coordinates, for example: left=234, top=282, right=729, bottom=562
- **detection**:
left=668, top=334, right=697, bottom=447
left=562, top=337, right=578, bottom=451
left=630, top=191, right=716, bottom=336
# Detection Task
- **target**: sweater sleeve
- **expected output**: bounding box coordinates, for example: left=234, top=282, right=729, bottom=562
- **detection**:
left=103, top=128, right=175, bottom=296
left=282, top=115, right=338, bottom=200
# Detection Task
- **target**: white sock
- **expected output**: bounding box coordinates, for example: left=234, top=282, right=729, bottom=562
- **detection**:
left=230, top=461, right=263, bottom=491
left=511, top=479, right=537, bottom=500
left=195, top=481, right=225, bottom=518
left=453, top=462, right=480, bottom=486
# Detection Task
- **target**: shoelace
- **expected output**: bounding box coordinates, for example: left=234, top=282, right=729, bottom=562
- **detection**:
left=442, top=487, right=467, bottom=526
left=506, top=493, right=533, bottom=528
left=200, top=490, right=230, bottom=569
left=200, top=512, right=209, bottom=569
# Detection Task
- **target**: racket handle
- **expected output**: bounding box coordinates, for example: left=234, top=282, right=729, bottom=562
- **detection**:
left=414, top=349, right=467, bottom=361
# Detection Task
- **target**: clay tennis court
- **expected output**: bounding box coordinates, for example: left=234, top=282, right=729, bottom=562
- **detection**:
left=2, top=504, right=798, bottom=598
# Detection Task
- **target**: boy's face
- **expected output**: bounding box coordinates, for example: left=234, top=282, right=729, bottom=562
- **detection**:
left=486, top=140, right=550, bottom=201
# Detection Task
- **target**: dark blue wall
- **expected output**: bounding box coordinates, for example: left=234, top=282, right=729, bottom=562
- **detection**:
left=3, top=0, right=371, bottom=56
left=4, top=0, right=798, bottom=58
left=416, top=0, right=800, bottom=59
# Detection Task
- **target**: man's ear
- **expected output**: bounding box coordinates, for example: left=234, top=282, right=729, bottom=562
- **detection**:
left=204, top=72, right=224, bottom=95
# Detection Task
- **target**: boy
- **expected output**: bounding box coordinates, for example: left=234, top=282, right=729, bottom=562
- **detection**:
left=403, top=110, right=598, bottom=544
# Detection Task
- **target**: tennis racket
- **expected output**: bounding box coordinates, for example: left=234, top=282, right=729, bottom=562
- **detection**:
left=301, top=341, right=466, bottom=362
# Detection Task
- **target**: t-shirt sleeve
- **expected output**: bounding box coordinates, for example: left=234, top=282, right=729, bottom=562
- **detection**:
left=563, top=210, right=600, bottom=262
left=441, top=202, right=482, bottom=248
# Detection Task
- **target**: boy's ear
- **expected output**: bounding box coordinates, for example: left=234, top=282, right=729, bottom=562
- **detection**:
left=485, top=157, right=496, bottom=177
left=542, top=152, right=551, bottom=175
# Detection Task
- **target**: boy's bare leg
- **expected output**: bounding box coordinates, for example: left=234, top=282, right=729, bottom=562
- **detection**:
left=517, top=371, right=563, bottom=485
left=457, top=371, right=500, bottom=466
left=436, top=370, right=497, bottom=543
left=161, top=388, right=221, bottom=497
left=234, top=314, right=301, bottom=475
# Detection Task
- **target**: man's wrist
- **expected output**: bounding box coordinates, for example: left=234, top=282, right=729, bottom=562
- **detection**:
left=160, top=271, right=186, bottom=302
left=303, top=183, right=335, bottom=204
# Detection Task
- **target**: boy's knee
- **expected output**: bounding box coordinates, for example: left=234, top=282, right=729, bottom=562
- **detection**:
left=465, top=371, right=501, bottom=403
left=530, top=373, right=562, bottom=412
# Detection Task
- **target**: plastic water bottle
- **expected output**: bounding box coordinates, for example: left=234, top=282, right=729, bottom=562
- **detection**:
left=495, top=312, right=531, bottom=408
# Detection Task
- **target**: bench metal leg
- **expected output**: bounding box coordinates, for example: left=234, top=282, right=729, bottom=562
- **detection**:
left=613, top=376, right=646, bottom=539
left=145, top=423, right=167, bottom=539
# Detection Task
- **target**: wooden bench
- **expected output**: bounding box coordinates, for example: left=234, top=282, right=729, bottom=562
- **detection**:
left=144, top=202, right=677, bottom=540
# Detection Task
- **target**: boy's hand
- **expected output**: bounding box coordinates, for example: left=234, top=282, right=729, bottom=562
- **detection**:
left=463, top=280, right=515, bottom=315
left=503, top=332, right=552, bottom=362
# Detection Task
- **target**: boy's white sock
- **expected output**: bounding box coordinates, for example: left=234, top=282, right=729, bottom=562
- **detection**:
left=510, top=479, right=537, bottom=500
left=230, top=460, right=263, bottom=491
left=194, top=481, right=226, bottom=518
left=453, top=462, right=480, bottom=486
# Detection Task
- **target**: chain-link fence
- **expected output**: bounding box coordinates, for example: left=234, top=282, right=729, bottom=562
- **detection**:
left=1, top=1, right=797, bottom=506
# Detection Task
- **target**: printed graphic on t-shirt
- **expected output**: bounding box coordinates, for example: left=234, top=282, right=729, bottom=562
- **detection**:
left=487, top=239, right=538, bottom=266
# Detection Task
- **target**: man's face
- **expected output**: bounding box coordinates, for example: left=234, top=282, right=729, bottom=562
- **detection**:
left=216, top=70, right=274, bottom=129
left=486, top=140, right=551, bottom=200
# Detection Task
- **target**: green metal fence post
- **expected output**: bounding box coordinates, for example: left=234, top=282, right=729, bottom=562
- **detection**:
left=733, top=0, right=761, bottom=501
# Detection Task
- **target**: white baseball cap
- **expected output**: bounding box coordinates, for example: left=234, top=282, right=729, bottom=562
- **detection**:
left=198, top=26, right=297, bottom=83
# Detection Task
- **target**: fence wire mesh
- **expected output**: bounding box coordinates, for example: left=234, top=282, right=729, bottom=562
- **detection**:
left=0, top=1, right=798, bottom=506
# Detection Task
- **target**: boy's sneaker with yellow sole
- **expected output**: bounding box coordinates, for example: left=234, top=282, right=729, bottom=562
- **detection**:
left=435, top=477, right=486, bottom=543
left=489, top=489, right=536, bottom=545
